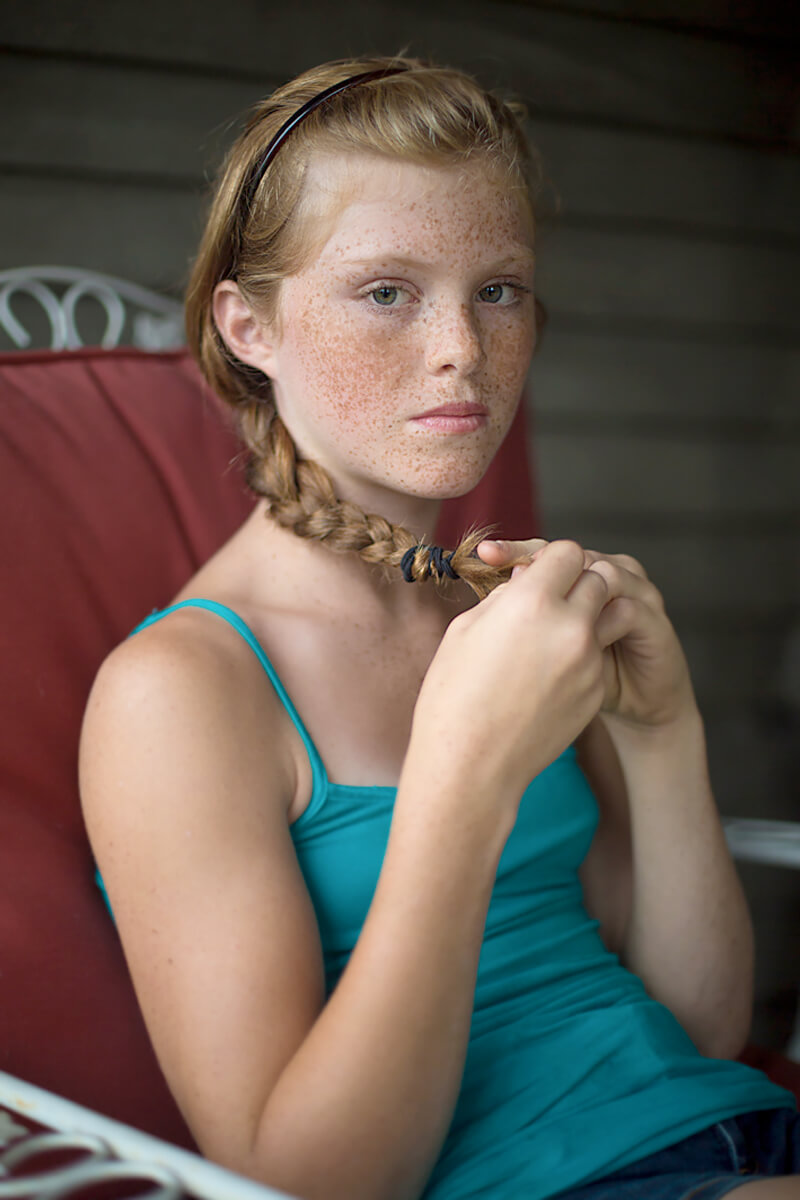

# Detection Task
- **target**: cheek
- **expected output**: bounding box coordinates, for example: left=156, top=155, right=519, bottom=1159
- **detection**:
left=483, top=316, right=535, bottom=397
left=289, top=302, right=414, bottom=424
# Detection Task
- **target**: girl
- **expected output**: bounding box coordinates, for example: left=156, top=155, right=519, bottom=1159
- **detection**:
left=79, top=55, right=799, bottom=1200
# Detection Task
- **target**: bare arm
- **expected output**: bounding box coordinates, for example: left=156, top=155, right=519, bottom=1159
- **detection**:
left=590, top=708, right=754, bottom=1061
left=79, top=632, right=516, bottom=1200
left=578, top=711, right=754, bottom=1058
left=483, top=538, right=755, bottom=1061
left=80, top=543, right=608, bottom=1200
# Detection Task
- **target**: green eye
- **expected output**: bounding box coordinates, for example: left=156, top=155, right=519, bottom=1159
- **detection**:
left=371, top=286, right=399, bottom=306
left=479, top=284, right=509, bottom=304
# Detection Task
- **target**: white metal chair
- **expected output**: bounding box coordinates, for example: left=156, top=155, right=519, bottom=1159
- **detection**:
left=0, top=266, right=184, bottom=352
left=0, top=1071, right=294, bottom=1199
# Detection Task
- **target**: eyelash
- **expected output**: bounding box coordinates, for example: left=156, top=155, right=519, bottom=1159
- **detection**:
left=362, top=281, right=531, bottom=311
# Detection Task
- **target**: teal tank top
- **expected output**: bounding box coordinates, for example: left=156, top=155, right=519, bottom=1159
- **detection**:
left=112, top=599, right=795, bottom=1199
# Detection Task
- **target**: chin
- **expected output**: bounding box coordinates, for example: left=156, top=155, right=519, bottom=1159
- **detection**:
left=429, top=457, right=498, bottom=497
left=401, top=467, right=493, bottom=502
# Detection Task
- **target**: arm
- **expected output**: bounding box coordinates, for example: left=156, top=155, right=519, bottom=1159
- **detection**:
left=82, top=624, right=495, bottom=1200
left=582, top=710, right=753, bottom=1060
left=481, top=539, right=754, bottom=1061
left=80, top=543, right=609, bottom=1200
left=578, top=712, right=754, bottom=1059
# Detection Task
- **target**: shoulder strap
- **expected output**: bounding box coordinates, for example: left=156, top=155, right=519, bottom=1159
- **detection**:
left=131, top=599, right=327, bottom=795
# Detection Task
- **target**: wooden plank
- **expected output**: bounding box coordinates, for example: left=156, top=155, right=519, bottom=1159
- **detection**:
left=533, top=429, right=800, bottom=516
left=0, top=177, right=201, bottom=291
left=535, top=227, right=800, bottom=334
left=2, top=54, right=799, bottom=241
left=529, top=334, right=800, bottom=429
left=530, top=121, right=800, bottom=241
left=1, top=0, right=796, bottom=145
left=706, top=712, right=800, bottom=822
left=676, top=624, right=789, bottom=710
left=0, top=54, right=257, bottom=184
left=526, top=1, right=800, bottom=40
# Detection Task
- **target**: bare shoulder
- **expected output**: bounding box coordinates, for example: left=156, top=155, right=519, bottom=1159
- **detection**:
left=79, top=608, right=325, bottom=1159
left=80, top=605, right=298, bottom=842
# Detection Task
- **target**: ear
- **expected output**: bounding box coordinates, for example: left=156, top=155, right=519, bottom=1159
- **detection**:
left=212, top=281, right=279, bottom=375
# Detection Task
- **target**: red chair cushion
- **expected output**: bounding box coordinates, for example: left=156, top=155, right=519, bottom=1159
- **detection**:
left=0, top=346, right=537, bottom=1144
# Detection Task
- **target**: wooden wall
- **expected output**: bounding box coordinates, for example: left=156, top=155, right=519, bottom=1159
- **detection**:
left=2, top=0, right=798, bottom=1047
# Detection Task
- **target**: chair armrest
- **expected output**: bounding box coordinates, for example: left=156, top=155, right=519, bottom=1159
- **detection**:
left=0, top=1071, right=295, bottom=1200
left=723, top=818, right=800, bottom=870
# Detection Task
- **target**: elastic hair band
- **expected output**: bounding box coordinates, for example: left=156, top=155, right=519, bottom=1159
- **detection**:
left=430, top=545, right=459, bottom=580
left=242, top=66, right=409, bottom=209
left=401, top=545, right=460, bottom=583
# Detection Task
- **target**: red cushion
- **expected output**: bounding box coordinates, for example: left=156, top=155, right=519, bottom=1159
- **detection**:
left=0, top=349, right=253, bottom=1146
left=0, top=346, right=537, bottom=1144
left=738, top=1045, right=800, bottom=1105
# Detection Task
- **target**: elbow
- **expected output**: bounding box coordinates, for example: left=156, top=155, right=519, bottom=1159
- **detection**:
left=692, top=993, right=753, bottom=1062
left=232, top=1123, right=426, bottom=1200
left=701, top=1015, right=753, bottom=1062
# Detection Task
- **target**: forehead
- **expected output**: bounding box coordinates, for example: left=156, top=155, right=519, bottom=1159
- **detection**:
left=299, top=152, right=534, bottom=269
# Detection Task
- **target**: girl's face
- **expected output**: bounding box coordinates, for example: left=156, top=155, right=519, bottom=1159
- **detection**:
left=258, top=154, right=536, bottom=518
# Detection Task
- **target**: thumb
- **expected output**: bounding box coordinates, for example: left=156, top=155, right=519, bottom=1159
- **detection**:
left=476, top=537, right=549, bottom=567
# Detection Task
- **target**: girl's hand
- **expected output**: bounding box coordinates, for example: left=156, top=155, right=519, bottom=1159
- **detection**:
left=410, top=540, right=610, bottom=801
left=477, top=539, right=697, bottom=732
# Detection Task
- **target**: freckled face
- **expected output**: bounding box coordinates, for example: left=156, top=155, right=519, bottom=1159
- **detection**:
left=264, top=155, right=536, bottom=509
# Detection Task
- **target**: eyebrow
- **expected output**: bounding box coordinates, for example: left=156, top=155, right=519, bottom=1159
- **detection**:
left=339, top=251, right=536, bottom=273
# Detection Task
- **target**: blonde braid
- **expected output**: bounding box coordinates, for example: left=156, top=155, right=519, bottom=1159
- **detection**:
left=239, top=401, right=517, bottom=600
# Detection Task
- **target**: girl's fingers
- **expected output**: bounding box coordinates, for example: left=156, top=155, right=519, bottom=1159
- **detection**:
left=484, top=541, right=658, bottom=623
left=565, top=567, right=610, bottom=621
left=498, top=540, right=588, bottom=599
left=595, top=596, right=639, bottom=648
left=582, top=548, right=649, bottom=582
left=583, top=557, right=652, bottom=607
left=519, top=540, right=597, bottom=602
left=476, top=537, right=549, bottom=567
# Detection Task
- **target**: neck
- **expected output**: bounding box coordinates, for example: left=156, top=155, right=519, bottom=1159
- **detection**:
left=236, top=500, right=470, bottom=624
left=327, top=474, right=445, bottom=539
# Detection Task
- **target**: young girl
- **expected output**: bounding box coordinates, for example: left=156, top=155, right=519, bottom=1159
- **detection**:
left=79, top=55, right=800, bottom=1200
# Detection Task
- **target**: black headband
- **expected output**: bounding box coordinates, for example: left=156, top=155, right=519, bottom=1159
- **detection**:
left=242, top=66, right=409, bottom=210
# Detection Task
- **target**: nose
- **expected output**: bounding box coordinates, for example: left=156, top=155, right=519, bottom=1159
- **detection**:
left=424, top=300, right=485, bottom=376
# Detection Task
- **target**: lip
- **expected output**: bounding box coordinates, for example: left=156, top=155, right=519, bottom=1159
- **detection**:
left=409, top=408, right=489, bottom=435
left=411, top=403, right=489, bottom=419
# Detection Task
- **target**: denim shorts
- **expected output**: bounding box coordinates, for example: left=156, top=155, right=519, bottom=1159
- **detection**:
left=556, top=1107, right=800, bottom=1200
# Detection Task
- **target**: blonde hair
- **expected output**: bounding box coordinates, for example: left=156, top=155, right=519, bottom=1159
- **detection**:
left=185, top=54, right=540, bottom=599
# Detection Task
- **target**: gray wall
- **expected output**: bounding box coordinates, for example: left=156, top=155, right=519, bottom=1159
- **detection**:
left=2, top=0, right=798, bottom=1048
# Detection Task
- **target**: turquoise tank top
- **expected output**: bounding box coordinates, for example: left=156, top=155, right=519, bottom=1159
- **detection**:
left=112, top=599, right=795, bottom=1198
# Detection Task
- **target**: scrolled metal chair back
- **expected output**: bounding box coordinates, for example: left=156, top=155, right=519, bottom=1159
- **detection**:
left=0, top=267, right=184, bottom=351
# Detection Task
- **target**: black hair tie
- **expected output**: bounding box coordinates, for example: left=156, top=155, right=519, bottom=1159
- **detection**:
left=400, top=546, right=419, bottom=582
left=401, top=545, right=459, bottom=583
left=430, top=545, right=459, bottom=580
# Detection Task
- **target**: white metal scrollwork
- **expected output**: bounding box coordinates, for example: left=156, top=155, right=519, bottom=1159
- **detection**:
left=0, top=1131, right=182, bottom=1198
left=0, top=267, right=184, bottom=351
left=0, top=1072, right=295, bottom=1200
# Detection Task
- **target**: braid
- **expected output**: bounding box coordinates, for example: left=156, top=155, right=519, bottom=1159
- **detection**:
left=239, top=401, right=517, bottom=600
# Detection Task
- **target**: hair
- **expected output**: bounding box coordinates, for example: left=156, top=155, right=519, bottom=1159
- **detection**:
left=185, top=53, right=542, bottom=600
